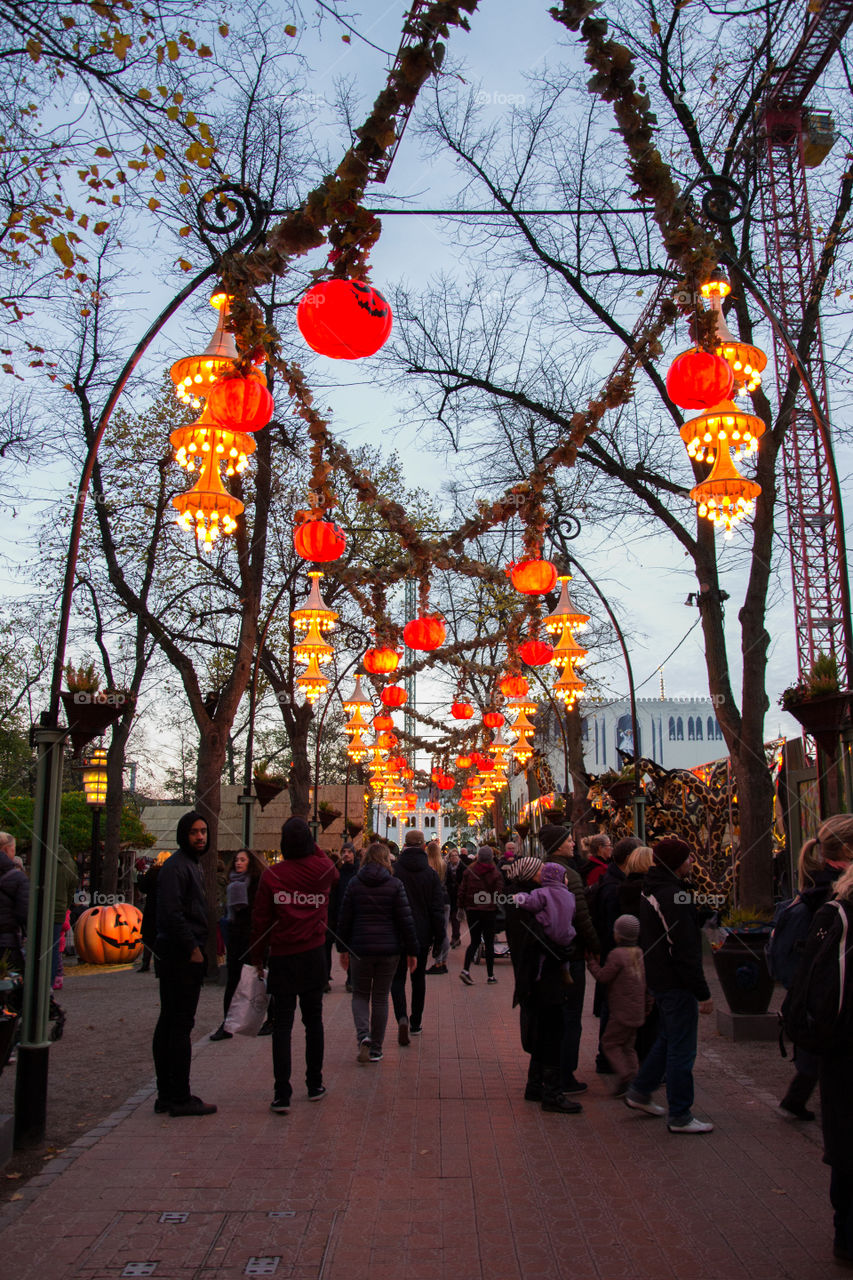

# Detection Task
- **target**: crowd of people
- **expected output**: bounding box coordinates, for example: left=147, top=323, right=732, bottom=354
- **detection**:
left=131, top=809, right=853, bottom=1263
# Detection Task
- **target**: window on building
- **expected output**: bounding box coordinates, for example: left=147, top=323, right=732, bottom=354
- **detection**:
left=581, top=717, right=590, bottom=741
left=688, top=717, right=695, bottom=740
left=424, top=815, right=435, bottom=829
left=387, top=816, right=396, bottom=827
left=707, top=716, right=715, bottom=739
left=668, top=716, right=676, bottom=740
left=696, top=718, right=703, bottom=740
left=677, top=717, right=684, bottom=740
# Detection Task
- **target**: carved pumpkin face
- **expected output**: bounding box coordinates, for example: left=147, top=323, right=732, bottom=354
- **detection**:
left=297, top=279, right=393, bottom=359
left=74, top=903, right=143, bottom=965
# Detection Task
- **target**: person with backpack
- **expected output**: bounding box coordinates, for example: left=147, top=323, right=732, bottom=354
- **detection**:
left=783, top=853, right=853, bottom=1264
left=769, top=828, right=845, bottom=1120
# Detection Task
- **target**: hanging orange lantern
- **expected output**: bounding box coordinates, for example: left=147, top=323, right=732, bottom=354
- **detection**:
left=500, top=674, right=529, bottom=698
left=543, top=578, right=590, bottom=633
left=425, top=799, right=441, bottom=812
left=679, top=400, right=765, bottom=465
left=376, top=732, right=399, bottom=750
left=483, top=711, right=505, bottom=728
left=293, top=517, right=346, bottom=562
left=689, top=441, right=760, bottom=535
left=455, top=753, right=472, bottom=769
left=508, top=558, right=558, bottom=595
left=373, top=713, right=394, bottom=731
left=173, top=441, right=242, bottom=547
left=518, top=638, right=553, bottom=666
left=363, top=647, right=400, bottom=675
left=701, top=272, right=767, bottom=394
left=436, top=775, right=454, bottom=791
left=666, top=348, right=734, bottom=410
left=207, top=370, right=274, bottom=433
left=404, top=791, right=417, bottom=810
left=170, top=293, right=237, bottom=408
left=451, top=700, right=474, bottom=720
left=403, top=615, right=445, bottom=651
left=478, top=758, right=496, bottom=773
left=297, top=279, right=393, bottom=360
left=380, top=685, right=408, bottom=708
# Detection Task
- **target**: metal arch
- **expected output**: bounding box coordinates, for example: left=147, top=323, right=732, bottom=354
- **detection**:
left=679, top=173, right=748, bottom=227
left=195, top=182, right=270, bottom=257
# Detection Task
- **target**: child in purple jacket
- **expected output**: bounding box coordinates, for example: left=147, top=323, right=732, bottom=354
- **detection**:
left=513, top=862, right=576, bottom=949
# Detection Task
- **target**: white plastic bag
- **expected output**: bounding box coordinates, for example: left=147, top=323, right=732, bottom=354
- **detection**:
left=222, top=964, right=268, bottom=1036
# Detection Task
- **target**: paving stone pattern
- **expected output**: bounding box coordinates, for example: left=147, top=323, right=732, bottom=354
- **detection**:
left=0, top=951, right=842, bottom=1279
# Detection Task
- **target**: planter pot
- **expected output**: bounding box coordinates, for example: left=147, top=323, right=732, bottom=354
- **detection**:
left=253, top=779, right=285, bottom=810
left=318, top=809, right=342, bottom=831
left=784, top=691, right=853, bottom=751
left=712, top=929, right=774, bottom=1015
left=514, top=822, right=530, bottom=838
left=606, top=780, right=636, bottom=806
left=60, top=690, right=133, bottom=755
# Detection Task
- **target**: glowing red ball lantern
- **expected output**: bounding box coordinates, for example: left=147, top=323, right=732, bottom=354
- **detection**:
left=451, top=700, right=474, bottom=720
left=403, top=615, right=445, bottom=651
left=404, top=791, right=417, bottom=809
left=380, top=685, right=407, bottom=708
left=483, top=711, right=505, bottom=728
left=436, top=775, right=454, bottom=791
left=500, top=674, right=529, bottom=698
left=509, top=559, right=558, bottom=595
left=470, top=752, right=489, bottom=770
left=456, top=754, right=472, bottom=769
left=518, top=638, right=554, bottom=666
left=425, top=800, right=441, bottom=811
left=666, top=349, right=734, bottom=411
left=461, top=787, right=474, bottom=802
left=207, top=372, right=273, bottom=433
left=293, top=519, right=346, bottom=563
left=389, top=754, right=407, bottom=771
left=478, top=758, right=495, bottom=773
left=363, top=647, right=400, bottom=675
left=297, top=279, right=393, bottom=360
left=372, top=713, right=394, bottom=731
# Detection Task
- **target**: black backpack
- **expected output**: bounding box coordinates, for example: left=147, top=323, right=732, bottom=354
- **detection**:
left=781, top=900, right=853, bottom=1055
left=766, top=895, right=813, bottom=990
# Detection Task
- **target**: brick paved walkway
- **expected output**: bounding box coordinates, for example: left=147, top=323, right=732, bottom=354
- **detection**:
left=0, top=950, right=841, bottom=1280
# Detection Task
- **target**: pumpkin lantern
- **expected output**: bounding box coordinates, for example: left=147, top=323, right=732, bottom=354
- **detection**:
left=363, top=647, right=400, bottom=675
left=666, top=348, right=734, bottom=411
left=293, top=517, right=347, bottom=563
left=500, top=674, right=529, bottom=698
left=297, top=279, right=393, bottom=360
left=74, top=903, right=144, bottom=965
left=207, top=370, right=274, bottom=433
left=380, top=684, right=408, bottom=708
left=372, top=713, right=394, bottom=731
left=483, top=711, right=505, bottom=728
left=436, top=775, right=455, bottom=791
left=403, top=614, right=445, bottom=651
left=518, top=638, right=554, bottom=666
left=456, top=753, right=472, bottom=769
left=451, top=700, right=474, bottom=720
left=508, top=558, right=558, bottom=595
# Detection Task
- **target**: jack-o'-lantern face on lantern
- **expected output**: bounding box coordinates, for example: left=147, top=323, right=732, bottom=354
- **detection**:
left=74, top=903, right=144, bottom=965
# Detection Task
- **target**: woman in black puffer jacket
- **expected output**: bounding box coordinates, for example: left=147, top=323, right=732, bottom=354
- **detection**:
left=337, top=842, right=419, bottom=1063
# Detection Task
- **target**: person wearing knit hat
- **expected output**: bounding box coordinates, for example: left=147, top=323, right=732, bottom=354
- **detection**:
left=587, top=914, right=648, bottom=1096
left=249, top=819, right=339, bottom=1113
left=535, top=823, right=600, bottom=1095
left=623, top=837, right=715, bottom=1134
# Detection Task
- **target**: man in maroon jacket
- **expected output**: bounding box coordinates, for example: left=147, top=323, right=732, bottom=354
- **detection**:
left=250, top=818, right=338, bottom=1114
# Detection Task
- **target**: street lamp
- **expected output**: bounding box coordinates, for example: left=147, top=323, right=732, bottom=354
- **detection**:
left=82, top=748, right=108, bottom=900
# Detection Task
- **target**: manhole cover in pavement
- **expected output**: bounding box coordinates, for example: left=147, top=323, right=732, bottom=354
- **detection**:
left=121, top=1266, right=157, bottom=1278
left=159, top=1212, right=189, bottom=1224
left=245, top=1260, right=280, bottom=1276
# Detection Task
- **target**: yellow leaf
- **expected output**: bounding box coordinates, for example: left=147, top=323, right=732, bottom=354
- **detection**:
left=178, top=258, right=193, bottom=271
left=154, top=169, right=165, bottom=181
left=137, top=88, right=152, bottom=101
left=62, top=16, right=76, bottom=28
left=153, top=145, right=165, bottom=158
left=284, top=24, right=296, bottom=37
left=77, top=214, right=89, bottom=229
left=112, top=33, right=132, bottom=60
left=179, top=181, right=190, bottom=194
left=148, top=198, right=160, bottom=211
left=219, top=23, right=228, bottom=36
left=50, top=234, right=74, bottom=268
left=166, top=106, right=179, bottom=121
left=184, top=111, right=196, bottom=126
left=341, top=33, right=351, bottom=43
left=198, top=45, right=212, bottom=57
left=173, top=92, right=184, bottom=105
left=179, top=226, right=191, bottom=236
left=111, top=195, right=121, bottom=204
left=167, top=39, right=179, bottom=60
left=94, top=221, right=109, bottom=234
left=26, top=37, right=42, bottom=61
left=156, top=44, right=164, bottom=64
left=95, top=146, right=112, bottom=158
left=198, top=122, right=213, bottom=143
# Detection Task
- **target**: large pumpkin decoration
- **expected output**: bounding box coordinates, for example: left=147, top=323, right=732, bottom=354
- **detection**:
left=666, top=348, right=734, bottom=411
left=508, top=558, right=559, bottom=595
left=518, top=638, right=554, bottom=666
left=74, top=903, right=143, bottom=965
left=403, top=614, right=446, bottom=651
left=297, top=279, right=393, bottom=360
left=483, top=711, right=505, bottom=728
left=451, top=700, right=474, bottom=720
left=294, top=518, right=346, bottom=563
left=363, top=646, right=400, bottom=675
left=380, top=684, right=407, bottom=708
left=207, top=372, right=274, bottom=433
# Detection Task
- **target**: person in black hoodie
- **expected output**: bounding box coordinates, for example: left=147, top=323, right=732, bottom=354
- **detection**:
left=327, top=844, right=359, bottom=992
left=337, top=842, right=419, bottom=1062
left=0, top=832, right=28, bottom=971
left=390, top=830, right=446, bottom=1042
left=624, top=837, right=714, bottom=1135
left=151, top=811, right=216, bottom=1117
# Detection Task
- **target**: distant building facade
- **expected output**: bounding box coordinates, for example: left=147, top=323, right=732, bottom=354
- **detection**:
left=578, top=697, right=727, bottom=774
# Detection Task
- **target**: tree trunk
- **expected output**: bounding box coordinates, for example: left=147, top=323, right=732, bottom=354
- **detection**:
left=729, top=742, right=775, bottom=909
left=195, top=721, right=228, bottom=973
left=102, top=714, right=133, bottom=896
